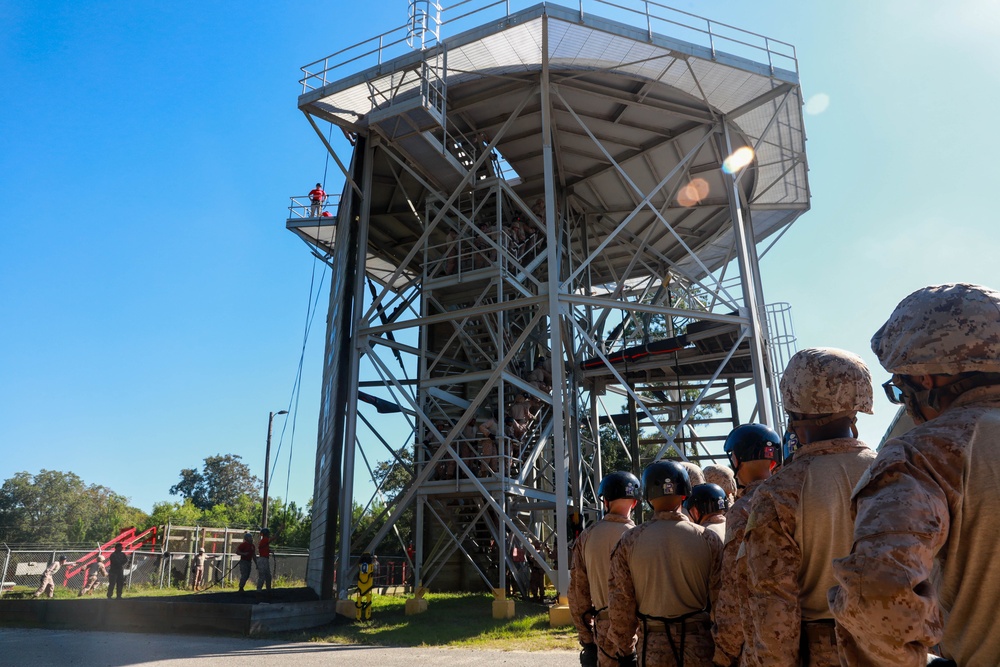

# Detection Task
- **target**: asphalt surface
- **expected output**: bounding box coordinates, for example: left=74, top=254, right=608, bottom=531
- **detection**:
left=0, top=628, right=579, bottom=666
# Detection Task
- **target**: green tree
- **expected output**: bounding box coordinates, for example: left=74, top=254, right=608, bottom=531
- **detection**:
left=0, top=470, right=147, bottom=544
left=169, top=454, right=261, bottom=511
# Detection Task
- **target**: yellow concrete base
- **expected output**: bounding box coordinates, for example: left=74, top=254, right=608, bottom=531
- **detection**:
left=548, top=596, right=573, bottom=627
left=405, top=597, right=429, bottom=615
left=492, top=598, right=515, bottom=619
left=335, top=599, right=357, bottom=619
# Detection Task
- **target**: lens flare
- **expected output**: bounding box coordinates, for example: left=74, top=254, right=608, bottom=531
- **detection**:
left=722, top=147, right=755, bottom=175
left=677, top=178, right=710, bottom=207
left=804, top=93, right=830, bottom=115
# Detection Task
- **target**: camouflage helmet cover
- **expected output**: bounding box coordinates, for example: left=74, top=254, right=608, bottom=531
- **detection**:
left=872, top=283, right=1000, bottom=375
left=780, top=347, right=874, bottom=415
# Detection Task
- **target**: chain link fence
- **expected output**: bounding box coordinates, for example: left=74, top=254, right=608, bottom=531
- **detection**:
left=1, top=541, right=308, bottom=598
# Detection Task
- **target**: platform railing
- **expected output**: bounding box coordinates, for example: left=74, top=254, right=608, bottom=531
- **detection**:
left=288, top=194, right=341, bottom=220
left=300, top=0, right=797, bottom=93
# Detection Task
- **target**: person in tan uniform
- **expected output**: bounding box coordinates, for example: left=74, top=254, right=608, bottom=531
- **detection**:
left=829, top=283, right=1000, bottom=667
left=33, top=556, right=70, bottom=598
left=703, top=465, right=736, bottom=505
left=79, top=556, right=108, bottom=596
left=570, top=471, right=641, bottom=667
left=741, top=348, right=876, bottom=667
left=608, top=461, right=723, bottom=667
left=712, top=423, right=781, bottom=667
left=684, top=484, right=728, bottom=541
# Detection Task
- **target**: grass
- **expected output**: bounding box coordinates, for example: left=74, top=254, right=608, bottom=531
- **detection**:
left=297, top=592, right=579, bottom=651
left=2, top=579, right=305, bottom=600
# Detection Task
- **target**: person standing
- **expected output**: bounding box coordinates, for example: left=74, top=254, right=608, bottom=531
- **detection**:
left=830, top=283, right=1000, bottom=666
left=569, top=471, right=640, bottom=667
left=256, top=528, right=273, bottom=596
left=107, top=543, right=128, bottom=599
left=192, top=548, right=208, bottom=591
left=712, top=423, right=780, bottom=667
left=683, top=484, right=729, bottom=541
left=742, top=348, right=876, bottom=667
left=33, top=556, right=68, bottom=598
left=236, top=532, right=256, bottom=593
left=308, top=182, right=326, bottom=217
left=79, top=556, right=108, bottom=596
left=608, top=461, right=722, bottom=667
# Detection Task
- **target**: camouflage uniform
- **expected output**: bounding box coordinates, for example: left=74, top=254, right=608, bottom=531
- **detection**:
left=569, top=513, right=635, bottom=667
left=830, top=283, right=1000, bottom=666
left=743, top=439, right=875, bottom=666
left=700, top=514, right=726, bottom=543
left=80, top=558, right=107, bottom=596
left=713, top=479, right=764, bottom=667
left=33, top=559, right=64, bottom=598
left=743, top=347, right=876, bottom=667
left=608, top=509, right=722, bottom=666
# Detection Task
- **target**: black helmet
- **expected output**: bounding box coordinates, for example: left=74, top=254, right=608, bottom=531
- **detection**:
left=642, top=461, right=692, bottom=505
left=683, top=484, right=729, bottom=516
left=598, top=471, right=641, bottom=503
left=724, top=424, right=781, bottom=469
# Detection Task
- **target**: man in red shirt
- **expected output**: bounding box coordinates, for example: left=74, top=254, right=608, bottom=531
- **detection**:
left=236, top=533, right=255, bottom=593
left=308, top=183, right=326, bottom=217
left=256, top=528, right=273, bottom=596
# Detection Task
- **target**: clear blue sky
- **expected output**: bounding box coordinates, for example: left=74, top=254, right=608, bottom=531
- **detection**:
left=2, top=0, right=998, bottom=515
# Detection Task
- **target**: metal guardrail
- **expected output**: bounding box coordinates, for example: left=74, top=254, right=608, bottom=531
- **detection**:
left=299, top=0, right=797, bottom=92
left=288, top=194, right=341, bottom=220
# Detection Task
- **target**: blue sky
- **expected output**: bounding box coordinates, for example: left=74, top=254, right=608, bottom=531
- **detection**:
left=2, top=0, right=998, bottom=515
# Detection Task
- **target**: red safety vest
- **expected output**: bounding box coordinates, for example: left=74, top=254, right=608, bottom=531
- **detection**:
left=309, top=188, right=325, bottom=202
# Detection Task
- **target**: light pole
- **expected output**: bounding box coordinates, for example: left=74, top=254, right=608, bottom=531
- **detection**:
left=262, top=410, right=288, bottom=529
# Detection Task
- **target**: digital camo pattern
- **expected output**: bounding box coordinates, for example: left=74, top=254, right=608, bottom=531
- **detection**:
left=871, top=282, right=1000, bottom=375
left=703, top=465, right=737, bottom=500
left=780, top=348, right=874, bottom=415
left=679, top=461, right=707, bottom=486
left=830, top=385, right=1000, bottom=666
left=743, top=438, right=875, bottom=667
left=569, top=513, right=634, bottom=651
left=607, top=510, right=722, bottom=666
left=713, top=479, right=765, bottom=667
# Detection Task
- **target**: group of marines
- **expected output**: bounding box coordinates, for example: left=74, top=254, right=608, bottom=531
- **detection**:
left=568, top=282, right=1000, bottom=667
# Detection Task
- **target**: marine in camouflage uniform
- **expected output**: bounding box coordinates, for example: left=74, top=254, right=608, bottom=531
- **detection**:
left=608, top=461, right=722, bottom=667
left=830, top=283, right=1000, bottom=666
left=743, top=348, right=876, bottom=667
left=33, top=556, right=67, bottom=598
left=570, top=471, right=640, bottom=667
left=79, top=556, right=107, bottom=596
left=712, top=424, right=781, bottom=667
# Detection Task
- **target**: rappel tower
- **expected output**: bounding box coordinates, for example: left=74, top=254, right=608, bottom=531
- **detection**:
left=286, top=0, right=810, bottom=609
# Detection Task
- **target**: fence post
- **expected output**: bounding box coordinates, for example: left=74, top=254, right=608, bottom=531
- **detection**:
left=0, top=544, right=10, bottom=599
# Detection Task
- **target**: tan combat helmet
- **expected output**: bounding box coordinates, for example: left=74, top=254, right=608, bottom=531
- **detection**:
left=780, top=347, right=874, bottom=416
left=872, top=283, right=1000, bottom=376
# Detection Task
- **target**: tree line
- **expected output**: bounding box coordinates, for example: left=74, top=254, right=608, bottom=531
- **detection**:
left=0, top=454, right=311, bottom=549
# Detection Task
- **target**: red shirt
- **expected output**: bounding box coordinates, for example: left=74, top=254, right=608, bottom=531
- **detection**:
left=258, top=537, right=270, bottom=558
left=309, top=188, right=326, bottom=202
left=236, top=540, right=255, bottom=561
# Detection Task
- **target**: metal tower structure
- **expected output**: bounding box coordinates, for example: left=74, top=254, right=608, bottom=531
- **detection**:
left=286, top=0, right=808, bottom=605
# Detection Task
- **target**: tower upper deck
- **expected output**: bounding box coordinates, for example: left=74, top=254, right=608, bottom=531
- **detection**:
left=294, top=1, right=808, bottom=287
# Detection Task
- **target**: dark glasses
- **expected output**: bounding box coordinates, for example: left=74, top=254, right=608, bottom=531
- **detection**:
left=882, top=378, right=904, bottom=405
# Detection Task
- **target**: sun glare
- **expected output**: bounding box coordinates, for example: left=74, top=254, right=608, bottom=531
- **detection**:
left=722, top=147, right=755, bottom=174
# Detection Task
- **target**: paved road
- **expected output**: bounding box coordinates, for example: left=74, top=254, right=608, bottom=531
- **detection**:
left=0, top=628, right=579, bottom=666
